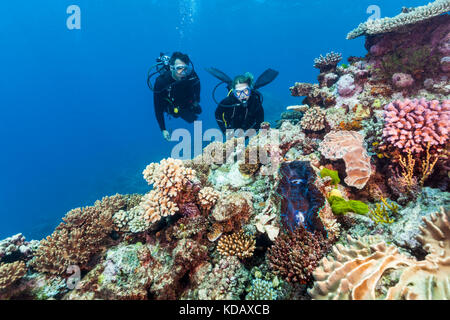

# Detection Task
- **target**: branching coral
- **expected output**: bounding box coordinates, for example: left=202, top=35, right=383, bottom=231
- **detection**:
left=267, top=227, right=331, bottom=284
left=31, top=194, right=126, bottom=275
left=347, top=0, right=450, bottom=39
left=382, top=98, right=450, bottom=154
left=0, top=261, right=27, bottom=291
left=197, top=187, right=219, bottom=212
left=309, top=207, right=450, bottom=300
left=368, top=197, right=397, bottom=225
left=319, top=131, right=372, bottom=189
left=313, top=52, right=342, bottom=72
left=217, top=231, right=256, bottom=259
left=140, top=158, right=197, bottom=223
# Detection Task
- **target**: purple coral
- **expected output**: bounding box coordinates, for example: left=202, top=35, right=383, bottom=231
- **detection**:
left=337, top=74, right=358, bottom=97
left=382, top=98, right=450, bottom=153
left=392, top=73, right=415, bottom=88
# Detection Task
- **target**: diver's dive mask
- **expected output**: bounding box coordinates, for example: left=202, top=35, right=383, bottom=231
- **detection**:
left=171, top=63, right=193, bottom=77
left=233, top=86, right=251, bottom=100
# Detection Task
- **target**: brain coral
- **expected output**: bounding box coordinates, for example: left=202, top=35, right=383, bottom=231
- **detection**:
left=319, top=131, right=372, bottom=189
left=382, top=98, right=450, bottom=153
left=309, top=207, right=450, bottom=300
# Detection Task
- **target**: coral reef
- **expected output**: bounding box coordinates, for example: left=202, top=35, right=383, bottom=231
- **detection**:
left=2, top=0, right=449, bottom=301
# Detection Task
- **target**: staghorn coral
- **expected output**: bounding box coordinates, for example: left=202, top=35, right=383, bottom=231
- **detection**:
left=310, top=207, right=450, bottom=300
left=313, top=52, right=342, bottom=72
left=300, top=106, right=326, bottom=131
left=217, top=231, right=256, bottom=259
left=31, top=194, right=125, bottom=275
left=382, top=98, right=450, bottom=154
left=0, top=261, right=27, bottom=291
left=347, top=0, right=450, bottom=39
left=267, top=226, right=331, bottom=285
left=319, top=131, right=372, bottom=189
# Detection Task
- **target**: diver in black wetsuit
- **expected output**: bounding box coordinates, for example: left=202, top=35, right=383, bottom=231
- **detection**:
left=215, top=73, right=264, bottom=134
left=151, top=52, right=201, bottom=141
left=205, top=67, right=278, bottom=135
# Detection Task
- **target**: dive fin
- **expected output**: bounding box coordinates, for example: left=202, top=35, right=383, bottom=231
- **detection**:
left=205, top=67, right=233, bottom=86
left=254, top=68, right=279, bottom=90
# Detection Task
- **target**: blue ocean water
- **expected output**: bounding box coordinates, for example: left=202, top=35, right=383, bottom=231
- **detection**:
left=0, top=0, right=429, bottom=240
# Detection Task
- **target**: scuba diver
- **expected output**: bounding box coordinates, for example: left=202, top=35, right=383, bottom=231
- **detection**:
left=147, top=52, right=201, bottom=141
left=205, top=67, right=279, bottom=135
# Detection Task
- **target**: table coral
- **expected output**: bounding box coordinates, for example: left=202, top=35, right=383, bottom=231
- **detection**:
left=346, top=0, right=450, bottom=39
left=319, top=131, right=372, bottom=189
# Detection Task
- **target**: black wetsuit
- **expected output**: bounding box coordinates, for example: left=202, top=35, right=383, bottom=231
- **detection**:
left=153, top=70, right=201, bottom=131
left=215, top=91, right=264, bottom=134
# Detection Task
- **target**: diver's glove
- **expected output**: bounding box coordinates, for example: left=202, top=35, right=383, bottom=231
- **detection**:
left=162, top=130, right=170, bottom=141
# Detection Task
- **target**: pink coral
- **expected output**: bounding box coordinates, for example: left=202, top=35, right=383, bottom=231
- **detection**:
left=337, top=74, right=358, bottom=97
left=392, top=73, right=414, bottom=88
left=319, top=131, right=372, bottom=189
left=382, top=98, right=450, bottom=153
